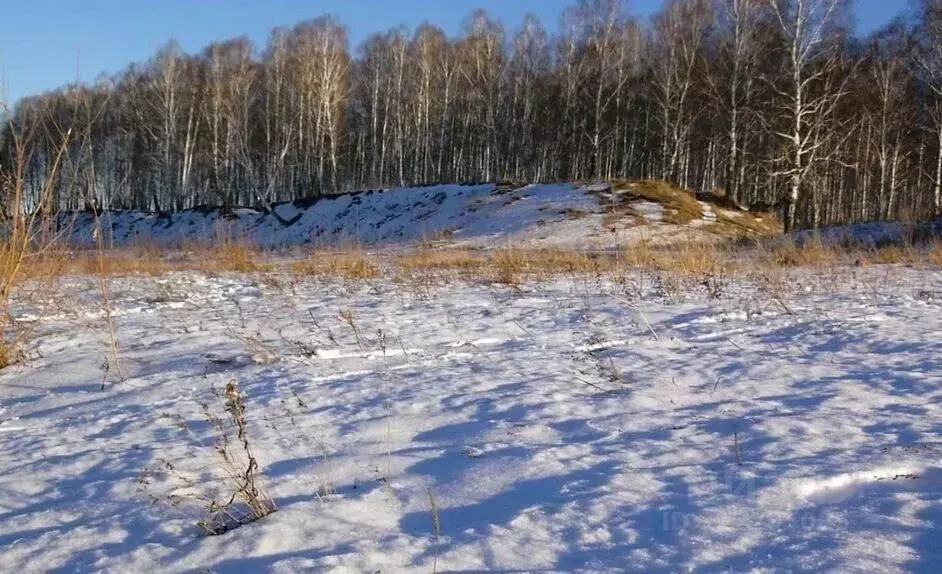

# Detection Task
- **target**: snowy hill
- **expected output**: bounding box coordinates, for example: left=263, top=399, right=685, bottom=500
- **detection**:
left=62, top=181, right=779, bottom=249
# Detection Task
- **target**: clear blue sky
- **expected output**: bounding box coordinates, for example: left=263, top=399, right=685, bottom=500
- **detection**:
left=0, top=0, right=904, bottom=105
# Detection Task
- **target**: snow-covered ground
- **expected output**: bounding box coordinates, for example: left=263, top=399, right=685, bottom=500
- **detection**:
left=1, top=263, right=941, bottom=572
left=62, top=182, right=750, bottom=250
left=794, top=217, right=942, bottom=248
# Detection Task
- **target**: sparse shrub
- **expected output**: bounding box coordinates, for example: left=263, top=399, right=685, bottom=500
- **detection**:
left=141, top=380, right=276, bottom=536
left=200, top=381, right=277, bottom=534
left=701, top=273, right=727, bottom=300
left=233, top=330, right=280, bottom=364
left=653, top=272, right=683, bottom=303
left=0, top=102, right=72, bottom=369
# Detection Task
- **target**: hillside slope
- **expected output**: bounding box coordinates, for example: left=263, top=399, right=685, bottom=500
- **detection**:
left=63, top=181, right=779, bottom=249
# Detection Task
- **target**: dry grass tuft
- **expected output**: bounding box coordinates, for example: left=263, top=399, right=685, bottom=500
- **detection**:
left=397, top=249, right=483, bottom=274
left=859, top=245, right=922, bottom=266
left=71, top=249, right=178, bottom=276
left=204, top=242, right=267, bottom=274
left=930, top=241, right=942, bottom=266
left=29, top=242, right=272, bottom=278
left=710, top=211, right=783, bottom=239
left=613, top=180, right=704, bottom=225
left=764, top=236, right=839, bottom=268
left=622, top=240, right=733, bottom=276
left=492, top=249, right=525, bottom=285
left=291, top=250, right=380, bottom=279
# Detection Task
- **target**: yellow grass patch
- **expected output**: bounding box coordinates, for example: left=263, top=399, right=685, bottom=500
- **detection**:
left=291, top=250, right=380, bottom=279
left=613, top=180, right=704, bottom=225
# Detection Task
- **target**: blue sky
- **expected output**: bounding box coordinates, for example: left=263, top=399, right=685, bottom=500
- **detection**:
left=1, top=0, right=904, bottom=104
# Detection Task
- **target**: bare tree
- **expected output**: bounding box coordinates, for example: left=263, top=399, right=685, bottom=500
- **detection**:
left=650, top=0, right=711, bottom=186
left=769, top=0, right=850, bottom=231
left=710, top=0, right=766, bottom=204
left=915, top=0, right=942, bottom=214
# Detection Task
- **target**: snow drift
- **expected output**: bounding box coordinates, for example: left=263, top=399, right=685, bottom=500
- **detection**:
left=59, top=182, right=772, bottom=249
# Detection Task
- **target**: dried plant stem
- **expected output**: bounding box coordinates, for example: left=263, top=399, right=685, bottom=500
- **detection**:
left=93, top=215, right=125, bottom=387
left=428, top=488, right=442, bottom=574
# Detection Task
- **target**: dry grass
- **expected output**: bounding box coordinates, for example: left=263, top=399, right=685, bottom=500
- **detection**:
left=393, top=244, right=750, bottom=288
left=397, top=249, right=483, bottom=274
left=613, top=180, right=704, bottom=225
left=18, top=236, right=942, bottom=287
left=22, top=241, right=272, bottom=278
left=753, top=234, right=942, bottom=270
left=563, top=207, right=591, bottom=220
left=0, top=106, right=72, bottom=368
left=72, top=249, right=179, bottom=276
left=710, top=211, right=783, bottom=239
left=859, top=245, right=923, bottom=266
left=492, top=248, right=608, bottom=284
left=15, top=231, right=942, bottom=295
left=763, top=236, right=840, bottom=268
left=0, top=241, right=28, bottom=367
left=291, top=250, right=380, bottom=279
left=394, top=247, right=614, bottom=286
left=141, top=380, right=276, bottom=536
left=201, top=242, right=268, bottom=274
left=622, top=240, right=733, bottom=277
left=417, top=227, right=458, bottom=247
left=17, top=246, right=70, bottom=282
left=930, top=241, right=942, bottom=266
left=600, top=180, right=782, bottom=239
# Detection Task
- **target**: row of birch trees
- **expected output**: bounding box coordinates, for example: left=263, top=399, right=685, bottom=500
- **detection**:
left=5, top=0, right=942, bottom=230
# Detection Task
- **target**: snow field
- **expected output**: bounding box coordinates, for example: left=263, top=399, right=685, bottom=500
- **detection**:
left=0, top=263, right=940, bottom=572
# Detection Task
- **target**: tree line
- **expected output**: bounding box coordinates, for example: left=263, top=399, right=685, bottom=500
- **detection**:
left=3, top=0, right=942, bottom=232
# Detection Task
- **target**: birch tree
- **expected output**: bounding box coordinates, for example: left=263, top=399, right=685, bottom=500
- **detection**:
left=769, top=0, right=849, bottom=231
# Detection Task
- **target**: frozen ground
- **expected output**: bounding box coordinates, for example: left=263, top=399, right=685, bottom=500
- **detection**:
left=1, top=263, right=941, bottom=572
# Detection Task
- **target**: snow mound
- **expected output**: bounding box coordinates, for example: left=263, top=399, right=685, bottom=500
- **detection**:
left=59, top=181, right=769, bottom=249
left=795, top=466, right=933, bottom=505
left=794, top=216, right=942, bottom=247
